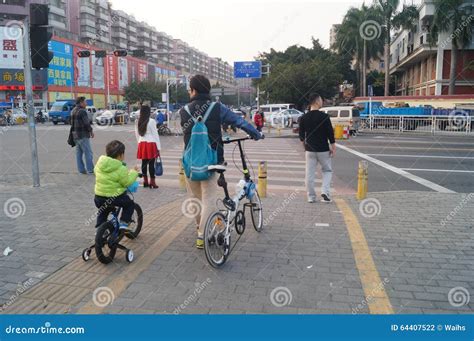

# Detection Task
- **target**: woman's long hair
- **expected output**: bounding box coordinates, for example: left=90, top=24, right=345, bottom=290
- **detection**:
left=137, top=105, right=151, bottom=137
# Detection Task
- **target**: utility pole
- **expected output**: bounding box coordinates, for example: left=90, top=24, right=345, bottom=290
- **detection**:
left=22, top=18, right=40, bottom=187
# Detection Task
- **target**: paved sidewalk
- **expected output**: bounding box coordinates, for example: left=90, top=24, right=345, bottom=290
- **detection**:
left=2, top=183, right=472, bottom=314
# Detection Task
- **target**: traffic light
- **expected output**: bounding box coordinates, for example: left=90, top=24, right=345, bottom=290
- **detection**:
left=113, top=49, right=128, bottom=57
left=77, top=50, right=91, bottom=58
left=29, top=4, right=53, bottom=69
left=95, top=50, right=107, bottom=58
left=131, top=49, right=145, bottom=58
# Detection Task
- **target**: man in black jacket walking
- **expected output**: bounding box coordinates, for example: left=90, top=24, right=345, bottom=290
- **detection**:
left=72, top=97, right=94, bottom=174
left=299, top=94, right=335, bottom=203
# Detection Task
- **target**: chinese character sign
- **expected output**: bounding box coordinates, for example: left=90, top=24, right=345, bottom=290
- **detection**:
left=107, top=55, right=118, bottom=91
left=48, top=40, right=73, bottom=87
left=138, top=63, right=147, bottom=82
left=0, top=26, right=24, bottom=69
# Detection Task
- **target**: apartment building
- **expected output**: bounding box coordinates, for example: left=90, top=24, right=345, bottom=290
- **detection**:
left=389, top=0, right=474, bottom=96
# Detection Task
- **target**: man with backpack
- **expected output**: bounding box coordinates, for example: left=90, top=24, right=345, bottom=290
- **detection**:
left=180, top=74, right=262, bottom=249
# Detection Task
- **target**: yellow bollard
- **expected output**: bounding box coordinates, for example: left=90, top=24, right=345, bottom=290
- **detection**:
left=257, top=161, right=267, bottom=198
left=356, top=160, right=368, bottom=200
left=334, top=125, right=344, bottom=140
left=179, top=159, right=186, bottom=190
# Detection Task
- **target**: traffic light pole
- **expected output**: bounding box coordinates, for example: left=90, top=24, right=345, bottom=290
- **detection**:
left=22, top=18, right=40, bottom=187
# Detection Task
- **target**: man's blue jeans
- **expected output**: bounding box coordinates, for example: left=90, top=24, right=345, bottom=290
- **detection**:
left=75, top=138, right=94, bottom=173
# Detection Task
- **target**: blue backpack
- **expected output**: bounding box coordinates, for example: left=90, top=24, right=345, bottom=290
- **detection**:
left=182, top=102, right=217, bottom=181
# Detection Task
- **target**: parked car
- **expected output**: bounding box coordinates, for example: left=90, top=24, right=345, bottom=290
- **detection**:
left=95, top=110, right=129, bottom=126
left=269, top=109, right=304, bottom=128
left=320, top=106, right=360, bottom=134
left=130, top=109, right=140, bottom=122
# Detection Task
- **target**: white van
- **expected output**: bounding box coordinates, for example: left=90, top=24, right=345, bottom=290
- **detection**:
left=320, top=106, right=360, bottom=134
left=260, top=104, right=295, bottom=116
left=86, top=106, right=97, bottom=124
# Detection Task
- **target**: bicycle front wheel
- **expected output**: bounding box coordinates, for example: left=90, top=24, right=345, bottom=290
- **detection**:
left=124, top=203, right=143, bottom=240
left=204, top=211, right=228, bottom=268
left=249, top=191, right=263, bottom=232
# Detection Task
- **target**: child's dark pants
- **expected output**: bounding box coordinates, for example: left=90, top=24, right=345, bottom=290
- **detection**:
left=94, top=193, right=135, bottom=227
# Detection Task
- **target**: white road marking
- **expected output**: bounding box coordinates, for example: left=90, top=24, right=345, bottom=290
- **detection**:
left=314, top=223, right=330, bottom=227
left=402, top=168, right=474, bottom=174
left=367, top=154, right=474, bottom=160
left=336, top=144, right=456, bottom=194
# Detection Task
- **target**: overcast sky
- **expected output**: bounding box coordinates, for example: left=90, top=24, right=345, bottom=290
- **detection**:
left=110, top=0, right=369, bottom=63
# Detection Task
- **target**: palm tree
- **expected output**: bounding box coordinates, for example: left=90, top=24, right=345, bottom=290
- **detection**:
left=430, top=0, right=473, bottom=95
left=376, top=0, right=419, bottom=96
left=334, top=4, right=384, bottom=96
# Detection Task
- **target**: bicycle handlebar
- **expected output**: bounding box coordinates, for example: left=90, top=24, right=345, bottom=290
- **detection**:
left=222, top=133, right=265, bottom=144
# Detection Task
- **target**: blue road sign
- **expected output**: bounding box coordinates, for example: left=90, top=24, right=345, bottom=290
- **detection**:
left=234, top=61, right=262, bottom=79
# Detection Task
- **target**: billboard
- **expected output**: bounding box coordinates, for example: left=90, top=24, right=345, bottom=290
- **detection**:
left=155, top=67, right=162, bottom=82
left=0, top=26, right=24, bottom=69
left=74, top=46, right=91, bottom=87
left=138, top=62, right=147, bottom=82
left=48, top=40, right=73, bottom=86
left=118, top=57, right=128, bottom=90
left=92, top=54, right=105, bottom=89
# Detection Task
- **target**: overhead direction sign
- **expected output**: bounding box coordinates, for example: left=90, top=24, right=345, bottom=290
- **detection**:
left=234, top=61, right=262, bottom=79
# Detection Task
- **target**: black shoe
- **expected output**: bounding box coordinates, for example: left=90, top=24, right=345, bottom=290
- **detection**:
left=321, top=194, right=332, bottom=203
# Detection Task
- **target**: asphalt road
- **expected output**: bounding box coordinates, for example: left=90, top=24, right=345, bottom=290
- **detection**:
left=1, top=123, right=473, bottom=194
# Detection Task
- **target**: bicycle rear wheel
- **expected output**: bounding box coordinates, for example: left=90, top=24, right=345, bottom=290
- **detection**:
left=95, top=222, right=117, bottom=264
left=204, top=211, right=228, bottom=268
left=249, top=191, right=263, bottom=232
left=124, top=203, right=143, bottom=240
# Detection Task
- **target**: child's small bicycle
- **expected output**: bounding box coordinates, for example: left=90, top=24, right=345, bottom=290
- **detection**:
left=82, top=182, right=143, bottom=264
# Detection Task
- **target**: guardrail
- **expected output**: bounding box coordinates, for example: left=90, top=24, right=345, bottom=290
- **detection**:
left=359, top=116, right=472, bottom=135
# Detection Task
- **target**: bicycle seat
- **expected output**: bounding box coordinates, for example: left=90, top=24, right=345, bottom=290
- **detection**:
left=208, top=164, right=227, bottom=173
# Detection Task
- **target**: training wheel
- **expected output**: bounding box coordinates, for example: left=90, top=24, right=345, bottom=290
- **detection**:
left=82, top=248, right=91, bottom=262
left=126, top=249, right=134, bottom=263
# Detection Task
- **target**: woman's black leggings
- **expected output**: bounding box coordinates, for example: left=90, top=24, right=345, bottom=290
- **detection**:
left=141, top=158, right=156, bottom=177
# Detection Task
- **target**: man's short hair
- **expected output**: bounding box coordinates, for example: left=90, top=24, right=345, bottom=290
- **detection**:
left=76, top=96, right=86, bottom=105
left=308, top=93, right=322, bottom=105
left=189, top=74, right=211, bottom=94
left=106, top=140, right=125, bottom=159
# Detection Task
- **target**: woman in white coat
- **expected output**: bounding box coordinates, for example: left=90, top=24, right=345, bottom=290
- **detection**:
left=135, top=105, right=161, bottom=188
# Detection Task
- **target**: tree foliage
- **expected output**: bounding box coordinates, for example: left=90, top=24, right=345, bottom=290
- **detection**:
left=253, top=39, right=354, bottom=109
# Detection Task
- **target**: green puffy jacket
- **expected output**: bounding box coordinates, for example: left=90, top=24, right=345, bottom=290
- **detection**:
left=94, top=155, right=138, bottom=197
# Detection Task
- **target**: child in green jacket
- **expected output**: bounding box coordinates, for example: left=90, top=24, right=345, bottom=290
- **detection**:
left=94, top=140, right=139, bottom=229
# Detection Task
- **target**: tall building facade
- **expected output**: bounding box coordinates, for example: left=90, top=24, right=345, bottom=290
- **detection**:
left=389, top=0, right=474, bottom=96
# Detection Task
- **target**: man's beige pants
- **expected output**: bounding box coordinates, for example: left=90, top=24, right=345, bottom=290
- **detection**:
left=185, top=174, right=218, bottom=237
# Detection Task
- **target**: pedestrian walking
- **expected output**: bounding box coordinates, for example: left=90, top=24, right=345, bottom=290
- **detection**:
left=180, top=74, right=262, bottom=249
left=136, top=105, right=161, bottom=189
left=253, top=109, right=264, bottom=132
left=71, top=96, right=94, bottom=174
left=298, top=93, right=335, bottom=203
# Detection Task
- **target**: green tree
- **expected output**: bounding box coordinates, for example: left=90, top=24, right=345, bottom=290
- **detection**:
left=254, top=39, right=353, bottom=109
left=375, top=0, right=419, bottom=96
left=430, top=0, right=473, bottom=94
left=124, top=81, right=165, bottom=104
left=334, top=4, right=385, bottom=96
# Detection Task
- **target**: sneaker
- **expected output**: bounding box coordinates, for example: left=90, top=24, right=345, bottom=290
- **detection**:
left=308, top=197, right=316, bottom=203
left=119, top=223, right=131, bottom=231
left=196, top=237, right=204, bottom=249
left=321, top=194, right=332, bottom=203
